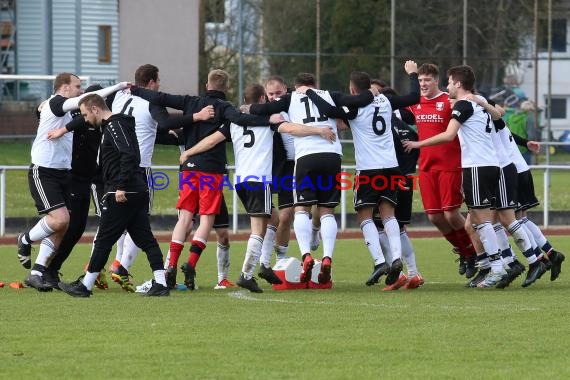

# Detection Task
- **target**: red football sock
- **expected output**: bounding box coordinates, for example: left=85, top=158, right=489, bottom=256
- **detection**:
left=188, top=239, right=206, bottom=268
left=443, top=231, right=463, bottom=256
left=168, top=241, right=184, bottom=268
left=454, top=228, right=476, bottom=258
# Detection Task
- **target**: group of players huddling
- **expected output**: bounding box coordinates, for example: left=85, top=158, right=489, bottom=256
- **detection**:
left=14, top=60, right=564, bottom=297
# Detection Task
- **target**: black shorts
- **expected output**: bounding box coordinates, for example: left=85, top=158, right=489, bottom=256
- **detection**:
left=28, top=164, right=71, bottom=214
left=494, top=163, right=518, bottom=210
left=516, top=170, right=540, bottom=211
left=294, top=153, right=341, bottom=207
left=277, top=160, right=295, bottom=209
left=353, top=167, right=403, bottom=210
left=462, top=166, right=500, bottom=209
left=236, top=182, right=272, bottom=217
left=214, top=196, right=230, bottom=228
left=372, top=176, right=414, bottom=229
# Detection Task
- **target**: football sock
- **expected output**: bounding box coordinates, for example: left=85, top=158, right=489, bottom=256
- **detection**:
left=242, top=235, right=263, bottom=279
left=153, top=269, right=167, bottom=287
left=378, top=230, right=392, bottom=264
left=383, top=217, right=402, bottom=262
left=260, top=224, right=277, bottom=267
left=26, top=216, right=55, bottom=243
left=82, top=271, right=99, bottom=291
left=189, top=238, right=207, bottom=268
left=400, top=231, right=417, bottom=277
left=293, top=211, right=312, bottom=254
left=360, top=219, right=385, bottom=266
left=320, top=214, right=337, bottom=260
left=216, top=243, right=230, bottom=282
left=120, top=233, right=140, bottom=271
left=453, top=227, right=476, bottom=258
left=168, top=240, right=184, bottom=268
left=475, top=222, right=502, bottom=273
left=274, top=244, right=289, bottom=260
left=114, top=231, right=127, bottom=263
left=34, top=238, right=56, bottom=269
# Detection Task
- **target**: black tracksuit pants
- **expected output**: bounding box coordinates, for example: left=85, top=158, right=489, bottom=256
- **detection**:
left=49, top=181, right=91, bottom=272
left=87, top=191, right=163, bottom=273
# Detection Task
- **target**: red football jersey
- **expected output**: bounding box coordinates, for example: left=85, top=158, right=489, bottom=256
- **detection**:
left=409, top=92, right=461, bottom=172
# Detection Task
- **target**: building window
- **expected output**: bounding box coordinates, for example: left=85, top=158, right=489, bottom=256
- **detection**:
left=205, top=0, right=225, bottom=23
left=545, top=97, right=567, bottom=119
left=539, top=18, right=567, bottom=52
left=98, top=25, right=112, bottom=63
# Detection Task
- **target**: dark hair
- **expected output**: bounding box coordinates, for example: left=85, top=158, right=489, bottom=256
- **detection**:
left=418, top=63, right=439, bottom=78
left=53, top=72, right=80, bottom=92
left=244, top=84, right=265, bottom=104
left=371, top=78, right=388, bottom=89
left=78, top=94, right=109, bottom=111
left=447, top=65, right=475, bottom=92
left=134, top=64, right=159, bottom=87
left=294, top=73, right=316, bottom=87
left=379, top=87, right=398, bottom=96
left=349, top=71, right=371, bottom=92
left=85, top=84, right=103, bottom=93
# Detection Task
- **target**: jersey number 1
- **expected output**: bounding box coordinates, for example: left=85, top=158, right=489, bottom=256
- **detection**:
left=300, top=97, right=327, bottom=124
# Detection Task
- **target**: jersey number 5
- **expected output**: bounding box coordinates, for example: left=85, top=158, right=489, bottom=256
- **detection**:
left=372, top=107, right=386, bottom=135
left=242, top=126, right=255, bottom=148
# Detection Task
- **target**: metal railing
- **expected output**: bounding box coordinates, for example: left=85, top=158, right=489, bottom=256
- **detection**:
left=1, top=161, right=569, bottom=236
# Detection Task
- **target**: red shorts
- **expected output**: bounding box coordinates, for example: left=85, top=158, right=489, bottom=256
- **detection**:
left=418, top=170, right=463, bottom=214
left=176, top=171, right=223, bottom=215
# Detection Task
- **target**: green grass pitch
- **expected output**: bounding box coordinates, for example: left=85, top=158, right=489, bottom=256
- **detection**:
left=1, top=237, right=569, bottom=379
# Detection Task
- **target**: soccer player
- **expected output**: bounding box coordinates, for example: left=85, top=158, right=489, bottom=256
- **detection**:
left=497, top=110, right=565, bottom=282
left=407, top=64, right=477, bottom=278
left=301, top=62, right=420, bottom=287
left=403, top=65, right=508, bottom=288
left=58, top=94, right=169, bottom=297
left=246, top=73, right=376, bottom=284
left=374, top=86, right=424, bottom=291
left=38, top=84, right=107, bottom=289
left=130, top=69, right=283, bottom=291
left=180, top=83, right=336, bottom=292
left=16, top=73, right=128, bottom=291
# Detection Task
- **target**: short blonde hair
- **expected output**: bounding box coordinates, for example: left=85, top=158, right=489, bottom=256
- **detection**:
left=208, top=69, right=229, bottom=91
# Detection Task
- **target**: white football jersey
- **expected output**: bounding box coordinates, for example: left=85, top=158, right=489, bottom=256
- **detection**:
left=288, top=91, right=342, bottom=159
left=112, top=90, right=157, bottom=168
left=452, top=97, right=499, bottom=168
left=31, top=95, right=74, bottom=169
left=350, top=94, right=398, bottom=170
left=279, top=112, right=295, bottom=160
left=230, top=123, right=274, bottom=183
left=500, top=125, right=529, bottom=173
left=491, top=125, right=513, bottom=168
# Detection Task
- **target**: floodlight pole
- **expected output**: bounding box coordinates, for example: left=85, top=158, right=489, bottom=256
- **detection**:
left=238, top=0, right=244, bottom=104
left=390, top=0, right=395, bottom=87
left=463, top=0, right=468, bottom=65
left=316, top=0, right=321, bottom=88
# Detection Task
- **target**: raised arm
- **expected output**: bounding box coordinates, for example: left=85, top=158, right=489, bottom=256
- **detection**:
left=62, top=82, right=129, bottom=113
left=130, top=86, right=197, bottom=111
left=150, top=104, right=215, bottom=130
left=248, top=94, right=291, bottom=115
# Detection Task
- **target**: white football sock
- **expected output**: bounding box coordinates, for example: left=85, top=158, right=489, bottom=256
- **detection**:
left=383, top=217, right=402, bottom=262
left=114, top=231, right=128, bottom=262
left=153, top=269, right=167, bottom=286
left=320, top=214, right=337, bottom=260
left=400, top=231, right=417, bottom=277
left=216, top=243, right=230, bottom=282
left=260, top=224, right=277, bottom=267
left=242, top=235, right=263, bottom=279
left=82, top=271, right=99, bottom=291
left=27, top=217, right=55, bottom=243
left=34, top=238, right=56, bottom=269
left=120, top=233, right=140, bottom=271
left=293, top=211, right=312, bottom=255
left=360, top=219, right=385, bottom=266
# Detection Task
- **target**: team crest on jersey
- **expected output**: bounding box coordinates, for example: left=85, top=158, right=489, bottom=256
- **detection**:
left=436, top=102, right=444, bottom=111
